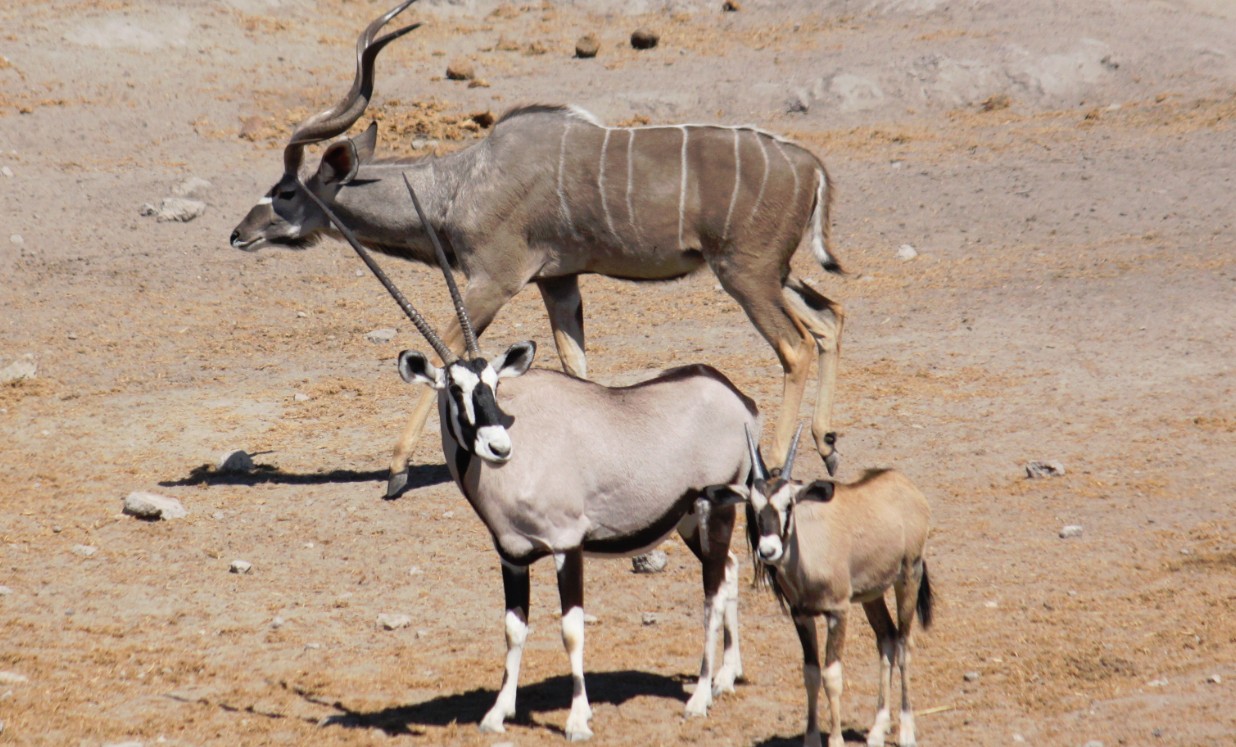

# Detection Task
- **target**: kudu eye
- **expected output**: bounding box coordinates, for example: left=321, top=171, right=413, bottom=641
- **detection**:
left=275, top=189, right=297, bottom=200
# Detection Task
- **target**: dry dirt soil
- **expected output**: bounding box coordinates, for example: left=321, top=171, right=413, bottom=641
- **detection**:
left=1, top=1, right=1233, bottom=745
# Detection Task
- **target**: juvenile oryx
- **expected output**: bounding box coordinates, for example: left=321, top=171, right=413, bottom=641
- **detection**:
left=230, top=0, right=846, bottom=497
left=702, top=428, right=934, bottom=747
left=304, top=180, right=755, bottom=740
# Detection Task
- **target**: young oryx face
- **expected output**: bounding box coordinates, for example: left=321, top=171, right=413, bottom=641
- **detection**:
left=745, top=478, right=798, bottom=564
left=397, top=341, right=536, bottom=464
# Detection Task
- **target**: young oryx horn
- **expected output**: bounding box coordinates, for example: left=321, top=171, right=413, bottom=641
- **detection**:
left=283, top=0, right=421, bottom=175
left=402, top=173, right=481, bottom=359
left=298, top=184, right=457, bottom=365
left=782, top=422, right=805, bottom=480
left=744, top=424, right=768, bottom=483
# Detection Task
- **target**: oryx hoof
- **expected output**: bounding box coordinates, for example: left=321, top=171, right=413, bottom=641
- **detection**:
left=564, top=713, right=593, bottom=741
left=478, top=712, right=507, bottom=734
left=386, top=469, right=410, bottom=499
left=683, top=689, right=711, bottom=718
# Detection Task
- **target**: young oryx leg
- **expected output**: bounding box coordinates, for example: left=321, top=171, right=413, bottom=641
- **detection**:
left=893, top=571, right=924, bottom=747
left=386, top=277, right=523, bottom=496
left=822, top=611, right=849, bottom=747
left=480, top=561, right=531, bottom=734
left=556, top=548, right=593, bottom=741
left=784, top=277, right=844, bottom=474
left=536, top=275, right=587, bottom=379
left=862, top=599, right=898, bottom=747
left=793, top=614, right=824, bottom=747
left=679, top=506, right=739, bottom=715
left=709, top=268, right=814, bottom=471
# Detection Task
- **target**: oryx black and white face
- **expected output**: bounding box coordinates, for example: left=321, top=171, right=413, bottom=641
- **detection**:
left=229, top=126, right=380, bottom=251
left=398, top=341, right=536, bottom=464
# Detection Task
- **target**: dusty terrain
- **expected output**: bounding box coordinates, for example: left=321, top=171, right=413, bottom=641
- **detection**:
left=1, top=0, right=1233, bottom=745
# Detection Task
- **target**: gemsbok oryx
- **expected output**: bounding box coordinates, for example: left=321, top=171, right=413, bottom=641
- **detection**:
left=230, top=0, right=846, bottom=497
left=301, top=176, right=755, bottom=740
left=702, top=428, right=934, bottom=747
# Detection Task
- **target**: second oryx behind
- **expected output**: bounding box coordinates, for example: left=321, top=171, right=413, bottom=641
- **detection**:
left=305, top=177, right=756, bottom=741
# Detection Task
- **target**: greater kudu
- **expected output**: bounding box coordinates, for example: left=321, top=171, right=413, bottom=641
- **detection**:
left=703, top=428, right=934, bottom=747
left=304, top=177, right=756, bottom=740
left=231, top=0, right=846, bottom=496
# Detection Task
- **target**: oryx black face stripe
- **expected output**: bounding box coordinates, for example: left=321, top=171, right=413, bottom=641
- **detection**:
left=445, top=360, right=508, bottom=455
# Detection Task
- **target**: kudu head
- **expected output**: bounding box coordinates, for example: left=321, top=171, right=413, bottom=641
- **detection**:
left=230, top=0, right=420, bottom=251
left=704, top=423, right=836, bottom=565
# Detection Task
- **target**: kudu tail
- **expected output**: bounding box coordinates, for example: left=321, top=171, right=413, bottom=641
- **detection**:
left=916, top=561, right=935, bottom=630
left=807, top=167, right=845, bottom=276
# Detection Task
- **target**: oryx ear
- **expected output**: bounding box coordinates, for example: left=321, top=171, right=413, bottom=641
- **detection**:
left=353, top=122, right=379, bottom=162
left=493, top=341, right=536, bottom=379
left=703, top=484, right=748, bottom=506
left=319, top=139, right=361, bottom=185
left=798, top=480, right=836, bottom=503
left=397, top=350, right=445, bottom=389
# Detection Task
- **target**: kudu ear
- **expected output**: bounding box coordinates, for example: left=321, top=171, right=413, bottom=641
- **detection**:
left=353, top=122, right=379, bottom=162
left=702, top=484, right=748, bottom=506
left=493, top=341, right=536, bottom=379
left=318, top=139, right=362, bottom=185
left=397, top=350, right=445, bottom=389
left=798, top=480, right=836, bottom=503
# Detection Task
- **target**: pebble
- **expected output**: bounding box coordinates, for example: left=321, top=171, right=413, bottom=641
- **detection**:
left=364, top=328, right=397, bottom=344
left=0, top=586, right=11, bottom=595
left=1147, top=678, right=1168, bottom=687
left=212, top=511, right=225, bottom=520
left=963, top=671, right=981, bottom=682
left=723, top=0, right=741, bottom=10
left=632, top=550, right=668, bottom=574
left=1059, top=525, right=1084, bottom=539
left=0, top=355, right=36, bottom=383
left=1026, top=460, right=1066, bottom=478
left=0, top=672, right=27, bottom=685
left=8, top=234, right=22, bottom=245
left=140, top=197, right=207, bottom=223
left=641, top=612, right=659, bottom=626
left=630, top=28, right=659, bottom=50
left=1012, top=735, right=1026, bottom=744
left=575, top=34, right=600, bottom=59
left=123, top=491, right=188, bottom=521
left=0, top=166, right=12, bottom=178
left=785, top=90, right=810, bottom=114
left=897, top=244, right=919, bottom=260
left=445, top=58, right=475, bottom=81
left=412, top=138, right=440, bottom=150
left=72, top=544, right=98, bottom=558
left=293, top=392, right=310, bottom=402
left=271, top=616, right=286, bottom=629
left=229, top=559, right=252, bottom=574
left=1207, top=674, right=1221, bottom=684
left=408, top=566, right=424, bottom=576
left=378, top=613, right=412, bottom=631
left=583, top=613, right=599, bottom=625
left=1084, top=741, right=1104, bottom=747
left=217, top=449, right=254, bottom=473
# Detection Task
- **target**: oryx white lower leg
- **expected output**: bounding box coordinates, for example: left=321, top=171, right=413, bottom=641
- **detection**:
left=561, top=606, right=593, bottom=741
left=480, top=608, right=528, bottom=733
left=686, top=592, right=724, bottom=716
left=714, top=553, right=743, bottom=693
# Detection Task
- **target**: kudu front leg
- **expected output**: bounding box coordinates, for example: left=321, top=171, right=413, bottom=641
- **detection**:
left=537, top=275, right=587, bottom=379
left=785, top=278, right=844, bottom=475
left=556, top=548, right=593, bottom=741
left=481, top=561, right=531, bottom=734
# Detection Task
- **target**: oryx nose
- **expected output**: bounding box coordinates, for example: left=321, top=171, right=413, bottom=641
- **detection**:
left=490, top=442, right=511, bottom=459
left=230, top=230, right=240, bottom=245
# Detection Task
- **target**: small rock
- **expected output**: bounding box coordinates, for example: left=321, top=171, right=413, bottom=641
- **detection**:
left=415, top=628, right=429, bottom=639
left=9, top=234, right=22, bottom=245
left=171, top=176, right=212, bottom=201
left=0, top=355, right=36, bottom=383
left=1207, top=674, right=1221, bottom=684
left=217, top=450, right=254, bottom=473
left=296, top=311, right=308, bottom=318
left=445, top=58, right=475, bottom=81
left=583, top=613, right=600, bottom=625
left=211, top=511, right=225, bottom=520
left=304, top=643, right=322, bottom=651
left=1083, top=741, right=1104, bottom=747
left=0, top=586, right=12, bottom=595
left=0, top=166, right=12, bottom=178
left=0, top=672, right=27, bottom=685
left=230, top=559, right=252, bottom=574
left=412, top=138, right=440, bottom=150
left=722, top=0, right=741, bottom=10
left=365, top=327, right=397, bottom=344
left=408, top=566, right=424, bottom=576
left=896, top=244, right=919, bottom=260
left=963, top=671, right=981, bottom=682
left=140, top=197, right=207, bottom=223
left=630, top=28, right=659, bottom=50
left=123, top=491, right=188, bottom=521
left=271, top=616, right=286, bottom=629
left=378, top=613, right=412, bottom=631
left=632, top=550, right=668, bottom=574
left=1026, top=460, right=1065, bottom=478
left=575, top=33, right=600, bottom=59
left=71, top=544, right=98, bottom=558
left=1012, top=735, right=1026, bottom=744
left=1147, top=678, right=1169, bottom=687
left=786, top=90, right=810, bottom=114
left=293, top=392, right=310, bottom=402
left=641, top=612, right=659, bottom=626
left=1059, top=525, right=1084, bottom=539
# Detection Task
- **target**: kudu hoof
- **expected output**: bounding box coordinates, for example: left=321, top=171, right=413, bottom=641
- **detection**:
left=386, top=470, right=410, bottom=499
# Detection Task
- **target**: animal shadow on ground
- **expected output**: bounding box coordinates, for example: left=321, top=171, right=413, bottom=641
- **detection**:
left=314, top=671, right=689, bottom=738
left=159, top=460, right=451, bottom=493
left=753, top=727, right=868, bottom=746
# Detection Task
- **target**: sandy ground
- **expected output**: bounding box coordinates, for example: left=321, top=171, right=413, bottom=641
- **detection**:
left=1, top=0, right=1233, bottom=745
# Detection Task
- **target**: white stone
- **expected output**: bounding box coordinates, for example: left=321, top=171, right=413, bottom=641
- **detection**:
left=1026, top=460, right=1065, bottom=478
left=364, top=328, right=397, bottom=344
left=0, top=586, right=12, bottom=595
left=0, top=355, right=36, bottom=383
left=123, top=491, right=188, bottom=520
left=0, top=166, right=12, bottom=178
left=378, top=613, right=412, bottom=631
left=896, top=243, right=919, bottom=260
left=1207, top=674, right=1221, bottom=684
left=632, top=550, right=668, bottom=574
left=229, top=559, right=252, bottom=574
left=0, top=672, right=27, bottom=685
left=963, top=671, right=981, bottom=682
left=641, top=612, right=658, bottom=626
left=9, top=234, right=22, bottom=245
left=140, top=197, right=206, bottom=223
left=293, top=392, right=310, bottom=402
left=1059, top=525, right=1084, bottom=539
left=583, top=613, right=600, bottom=625
left=71, top=544, right=98, bottom=557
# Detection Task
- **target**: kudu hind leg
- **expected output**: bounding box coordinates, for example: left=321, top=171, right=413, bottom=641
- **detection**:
left=555, top=548, right=593, bottom=741
left=785, top=277, right=844, bottom=474
left=536, top=275, right=587, bottom=379
left=481, top=562, right=531, bottom=734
